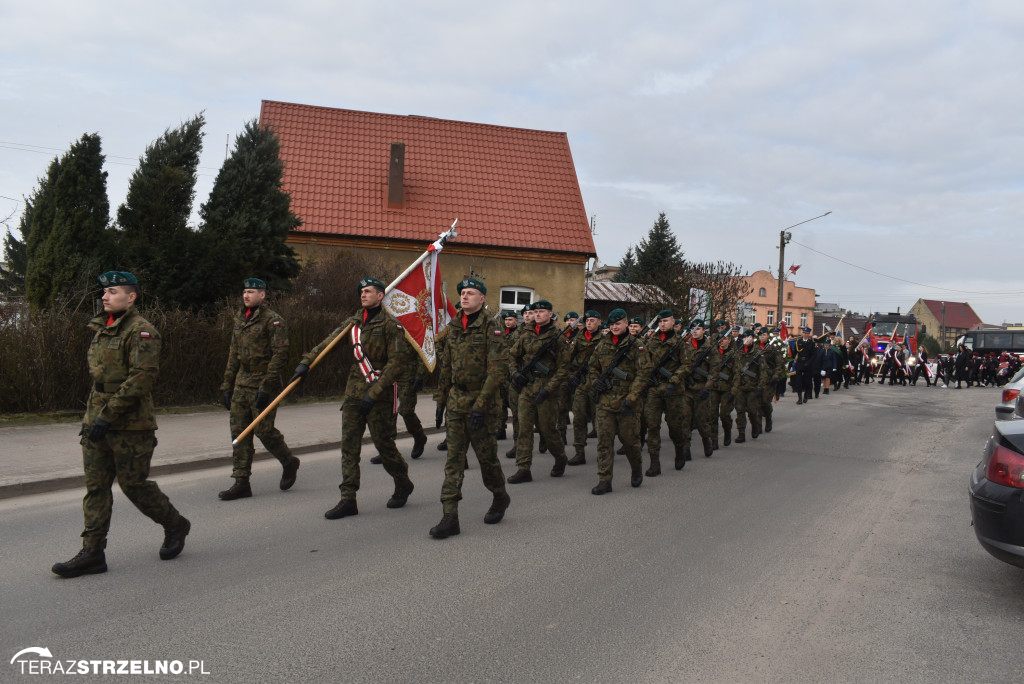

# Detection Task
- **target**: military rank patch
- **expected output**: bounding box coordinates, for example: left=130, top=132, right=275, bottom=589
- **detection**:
left=493, top=330, right=503, bottom=336
left=140, top=331, right=151, bottom=338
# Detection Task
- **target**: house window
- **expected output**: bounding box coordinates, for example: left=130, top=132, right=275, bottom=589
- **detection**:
left=787, top=292, right=793, bottom=301
left=500, top=287, right=534, bottom=312
left=800, top=313, right=808, bottom=328
left=785, top=312, right=792, bottom=326
left=751, top=310, right=757, bottom=324
left=758, top=287, right=766, bottom=297
left=767, top=310, right=774, bottom=326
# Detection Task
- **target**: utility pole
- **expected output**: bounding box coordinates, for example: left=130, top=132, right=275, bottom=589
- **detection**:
left=776, top=211, right=831, bottom=330
left=941, top=301, right=946, bottom=350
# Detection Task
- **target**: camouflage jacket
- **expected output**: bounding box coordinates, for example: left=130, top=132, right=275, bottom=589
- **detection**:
left=566, top=329, right=603, bottom=392
left=707, top=344, right=739, bottom=393
left=640, top=330, right=690, bottom=394
left=435, top=311, right=508, bottom=415
left=507, top=322, right=571, bottom=396
left=300, top=307, right=412, bottom=402
left=220, top=305, right=290, bottom=394
left=678, top=335, right=715, bottom=391
left=732, top=343, right=768, bottom=393
left=587, top=332, right=646, bottom=410
left=83, top=309, right=160, bottom=431
left=757, top=341, right=783, bottom=387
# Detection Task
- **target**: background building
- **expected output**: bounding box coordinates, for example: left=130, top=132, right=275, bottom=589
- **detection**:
left=739, top=270, right=816, bottom=330
left=908, top=299, right=983, bottom=350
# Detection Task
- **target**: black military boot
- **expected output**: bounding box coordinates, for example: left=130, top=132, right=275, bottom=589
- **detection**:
left=52, top=545, right=107, bottom=578
left=429, top=513, right=461, bottom=539
left=386, top=480, right=415, bottom=508
left=765, top=416, right=773, bottom=433
left=159, top=517, right=191, bottom=560
left=484, top=493, right=511, bottom=524
left=674, top=444, right=687, bottom=470
left=735, top=429, right=746, bottom=444
left=369, top=454, right=383, bottom=464
left=645, top=456, right=661, bottom=477
left=219, top=477, right=252, bottom=501
left=410, top=435, right=427, bottom=460
left=507, top=469, right=533, bottom=484
left=588, top=427, right=597, bottom=438
left=751, top=422, right=761, bottom=439
left=591, top=480, right=612, bottom=495
left=824, top=388, right=830, bottom=395
left=703, top=436, right=714, bottom=457
left=550, top=455, right=567, bottom=477
left=497, top=426, right=507, bottom=441
left=438, top=439, right=448, bottom=451
left=567, top=447, right=586, bottom=466
left=616, top=444, right=627, bottom=455
left=796, top=396, right=803, bottom=405
left=325, top=499, right=358, bottom=519
left=280, top=458, right=300, bottom=491
left=723, top=429, right=732, bottom=447
left=712, top=438, right=719, bottom=450
left=539, top=435, right=548, bottom=454
left=630, top=466, right=643, bottom=488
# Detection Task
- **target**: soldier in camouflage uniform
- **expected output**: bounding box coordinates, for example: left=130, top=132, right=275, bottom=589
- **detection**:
left=756, top=328, right=782, bottom=433
left=732, top=329, right=767, bottom=443
left=566, top=310, right=603, bottom=466
left=707, top=332, right=739, bottom=448
left=589, top=309, right=646, bottom=494
left=291, top=277, right=415, bottom=519
left=555, top=312, right=581, bottom=445
left=429, top=278, right=511, bottom=539
left=680, top=319, right=716, bottom=462
left=504, top=307, right=531, bottom=459
left=641, top=310, right=691, bottom=476
left=217, top=278, right=300, bottom=501
left=507, top=300, right=570, bottom=483
left=498, top=310, right=520, bottom=446
left=52, top=271, right=190, bottom=579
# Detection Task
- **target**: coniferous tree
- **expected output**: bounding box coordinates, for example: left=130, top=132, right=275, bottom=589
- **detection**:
left=633, top=212, right=684, bottom=282
left=199, top=119, right=301, bottom=296
left=1, top=208, right=30, bottom=296
left=24, top=134, right=110, bottom=310
left=614, top=246, right=637, bottom=283
left=114, top=113, right=207, bottom=308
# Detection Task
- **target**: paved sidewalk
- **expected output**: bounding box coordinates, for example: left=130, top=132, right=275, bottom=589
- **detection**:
left=0, top=396, right=444, bottom=499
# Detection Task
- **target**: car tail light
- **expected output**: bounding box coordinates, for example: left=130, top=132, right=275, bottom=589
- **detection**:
left=1003, top=388, right=1020, bottom=403
left=985, top=438, right=1024, bottom=489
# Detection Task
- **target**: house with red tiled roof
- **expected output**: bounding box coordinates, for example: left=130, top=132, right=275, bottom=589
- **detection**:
left=259, top=100, right=597, bottom=317
left=909, top=299, right=983, bottom=350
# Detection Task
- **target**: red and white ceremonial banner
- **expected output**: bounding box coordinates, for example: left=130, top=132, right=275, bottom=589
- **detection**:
left=778, top=321, right=789, bottom=341
left=383, top=236, right=457, bottom=372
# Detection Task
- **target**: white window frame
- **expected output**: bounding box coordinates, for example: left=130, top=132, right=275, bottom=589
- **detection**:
left=766, top=310, right=774, bottom=326
left=500, top=287, right=534, bottom=312
left=758, top=287, right=766, bottom=297
left=800, top=312, right=808, bottom=328
left=785, top=312, right=792, bottom=326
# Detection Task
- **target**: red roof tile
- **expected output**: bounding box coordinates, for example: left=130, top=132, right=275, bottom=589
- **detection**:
left=260, top=100, right=597, bottom=257
left=918, top=299, right=983, bottom=330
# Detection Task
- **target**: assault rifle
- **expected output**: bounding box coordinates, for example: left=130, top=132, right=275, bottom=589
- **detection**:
left=592, top=315, right=659, bottom=397
left=511, top=323, right=575, bottom=390
left=686, top=335, right=719, bottom=388
left=740, top=344, right=770, bottom=379
left=646, top=330, right=691, bottom=390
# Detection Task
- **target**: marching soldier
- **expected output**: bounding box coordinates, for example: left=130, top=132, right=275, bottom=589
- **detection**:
left=53, top=271, right=190, bottom=578
left=707, top=332, right=738, bottom=448
left=641, top=310, right=689, bottom=476
left=556, top=312, right=581, bottom=445
left=680, top=318, right=716, bottom=462
left=498, top=310, right=520, bottom=443
left=291, top=277, right=415, bottom=519
left=507, top=300, right=570, bottom=482
left=589, top=309, right=646, bottom=494
left=756, top=328, right=781, bottom=433
left=566, top=310, right=603, bottom=466
left=733, top=329, right=767, bottom=442
left=505, top=305, right=535, bottom=459
left=217, top=278, right=300, bottom=501
left=429, top=278, right=511, bottom=539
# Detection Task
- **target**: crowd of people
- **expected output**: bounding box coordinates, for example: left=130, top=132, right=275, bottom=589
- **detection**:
left=52, top=269, right=1014, bottom=577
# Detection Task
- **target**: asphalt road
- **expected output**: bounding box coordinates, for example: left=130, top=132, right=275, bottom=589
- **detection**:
left=2, top=384, right=1022, bottom=683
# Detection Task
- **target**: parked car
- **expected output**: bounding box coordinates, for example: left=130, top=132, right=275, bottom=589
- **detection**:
left=995, top=367, right=1024, bottom=421
left=970, top=397, right=1024, bottom=568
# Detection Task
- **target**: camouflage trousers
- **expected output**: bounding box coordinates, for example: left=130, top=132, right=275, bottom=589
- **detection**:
left=501, top=383, right=520, bottom=442
left=229, top=385, right=294, bottom=478
left=398, top=384, right=426, bottom=441
left=596, top=405, right=642, bottom=483
left=556, top=383, right=573, bottom=434
left=80, top=429, right=183, bottom=548
left=709, top=390, right=735, bottom=437
left=734, top=388, right=762, bottom=432
left=515, top=385, right=567, bottom=470
left=682, top=389, right=714, bottom=443
left=339, top=397, right=411, bottom=501
left=759, top=386, right=774, bottom=422
left=645, top=388, right=685, bottom=459
left=571, top=389, right=596, bottom=450
left=441, top=411, right=508, bottom=514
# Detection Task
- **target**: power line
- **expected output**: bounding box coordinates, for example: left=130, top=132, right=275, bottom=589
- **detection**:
left=790, top=238, right=1024, bottom=296
left=0, top=141, right=222, bottom=172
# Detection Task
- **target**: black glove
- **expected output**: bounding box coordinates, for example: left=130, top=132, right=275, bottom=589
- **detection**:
left=511, top=372, right=528, bottom=392
left=87, top=418, right=110, bottom=443
left=568, top=376, right=581, bottom=393
left=358, top=393, right=375, bottom=416
left=289, top=363, right=309, bottom=385
left=620, top=399, right=632, bottom=417
left=593, top=377, right=612, bottom=394
left=469, top=409, right=485, bottom=431
left=412, top=378, right=424, bottom=392
left=435, top=403, right=445, bottom=429
left=663, top=383, right=676, bottom=397
left=254, top=390, right=271, bottom=411
left=221, top=391, right=232, bottom=410
left=698, top=388, right=710, bottom=400
left=533, top=388, right=550, bottom=405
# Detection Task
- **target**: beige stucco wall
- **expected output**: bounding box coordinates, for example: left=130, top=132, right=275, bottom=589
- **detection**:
left=291, top=239, right=588, bottom=320
left=741, top=270, right=816, bottom=330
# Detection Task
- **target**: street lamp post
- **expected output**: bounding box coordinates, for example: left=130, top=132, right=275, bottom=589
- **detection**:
left=776, top=211, right=831, bottom=330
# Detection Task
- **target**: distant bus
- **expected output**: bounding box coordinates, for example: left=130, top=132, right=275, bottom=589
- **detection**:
left=956, top=329, right=1024, bottom=356
left=867, top=313, right=918, bottom=354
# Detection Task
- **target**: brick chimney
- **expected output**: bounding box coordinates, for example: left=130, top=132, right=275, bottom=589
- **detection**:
left=387, top=142, right=405, bottom=209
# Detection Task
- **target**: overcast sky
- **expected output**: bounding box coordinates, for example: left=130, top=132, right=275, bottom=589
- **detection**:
left=2, top=1, right=1021, bottom=324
